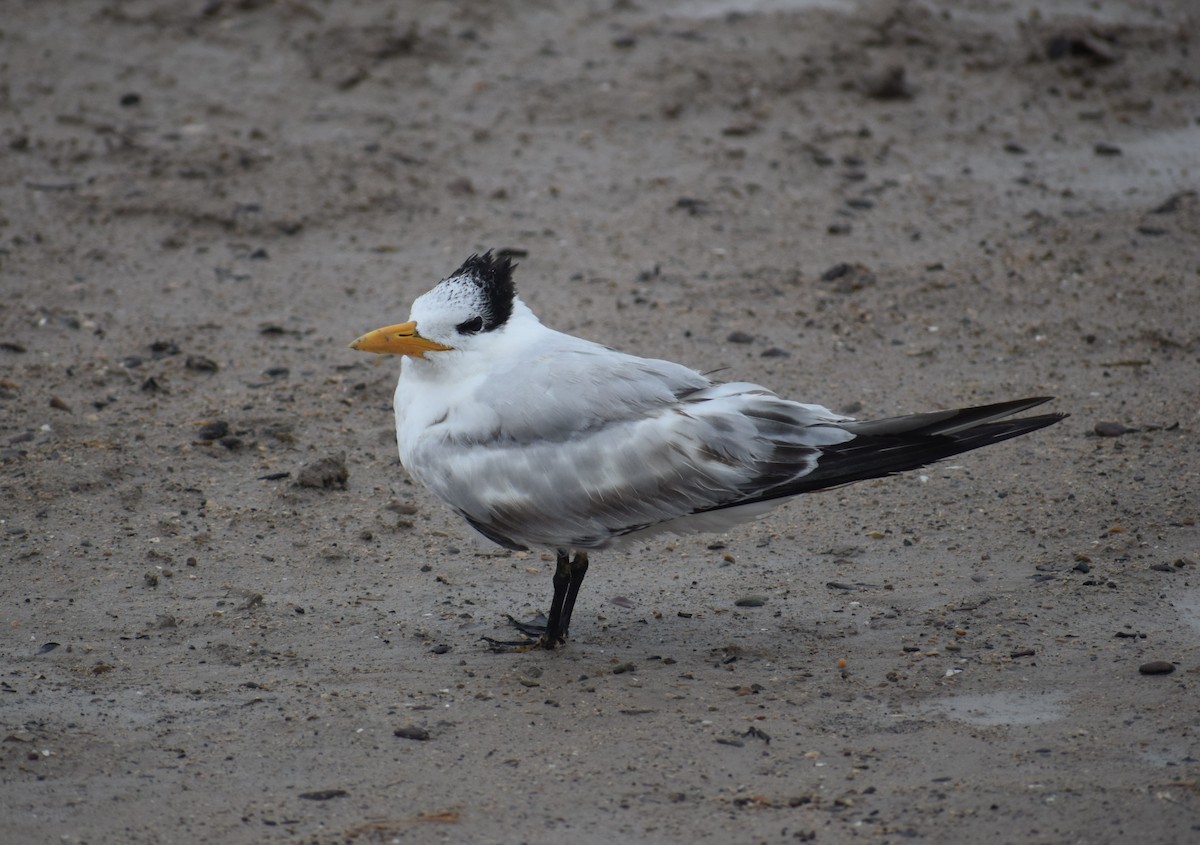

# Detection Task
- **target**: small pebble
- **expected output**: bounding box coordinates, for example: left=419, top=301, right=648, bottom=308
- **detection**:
left=862, top=65, right=912, bottom=100
left=734, top=596, right=766, bottom=607
left=726, top=331, right=754, bottom=344
left=185, top=355, right=219, bottom=373
left=393, top=725, right=430, bottom=741
left=296, top=453, right=349, bottom=489
left=1094, top=421, right=1131, bottom=437
left=197, top=420, right=229, bottom=441
left=1138, top=661, right=1175, bottom=676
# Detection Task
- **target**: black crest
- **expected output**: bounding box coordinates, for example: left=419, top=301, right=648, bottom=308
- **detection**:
left=450, top=251, right=517, bottom=332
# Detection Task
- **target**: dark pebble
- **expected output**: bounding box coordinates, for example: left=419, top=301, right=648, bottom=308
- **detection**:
left=1003, top=142, right=1027, bottom=155
left=734, top=596, right=766, bottom=607
left=298, top=789, right=348, bottom=801
left=186, top=355, right=219, bottom=373
left=1094, top=421, right=1131, bottom=437
left=1151, top=191, right=1194, bottom=215
left=726, top=331, right=754, bottom=344
left=820, top=262, right=875, bottom=293
left=1094, top=142, right=1122, bottom=156
left=36, top=642, right=60, bottom=655
left=821, top=263, right=849, bottom=282
left=218, top=435, right=243, bottom=450
left=674, top=197, right=710, bottom=216
left=430, top=644, right=450, bottom=654
left=1046, top=33, right=1118, bottom=64
left=1138, top=661, right=1175, bottom=676
left=1136, top=225, right=1167, bottom=237
left=394, top=725, right=430, bottom=741
left=1073, top=561, right=1091, bottom=574
left=119, top=92, right=141, bottom=107
left=296, top=453, right=349, bottom=489
left=760, top=347, right=790, bottom=358
left=863, top=65, right=911, bottom=100
left=197, top=420, right=229, bottom=440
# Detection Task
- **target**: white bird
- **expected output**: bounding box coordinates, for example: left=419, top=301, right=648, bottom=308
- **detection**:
left=351, top=252, right=1064, bottom=649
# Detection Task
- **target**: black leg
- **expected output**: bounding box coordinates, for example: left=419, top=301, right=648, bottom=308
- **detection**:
left=558, top=551, right=589, bottom=639
left=483, top=549, right=589, bottom=652
left=540, top=550, right=573, bottom=648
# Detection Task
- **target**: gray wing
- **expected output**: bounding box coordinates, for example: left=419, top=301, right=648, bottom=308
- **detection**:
left=406, top=364, right=854, bottom=550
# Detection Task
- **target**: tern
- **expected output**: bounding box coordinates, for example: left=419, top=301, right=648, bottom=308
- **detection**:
left=351, top=251, right=1065, bottom=649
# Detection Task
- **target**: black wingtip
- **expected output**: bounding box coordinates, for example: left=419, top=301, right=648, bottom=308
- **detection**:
left=718, top=399, right=1067, bottom=509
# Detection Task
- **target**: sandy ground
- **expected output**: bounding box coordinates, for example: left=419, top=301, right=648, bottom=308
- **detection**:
left=2, top=1, right=1199, bottom=843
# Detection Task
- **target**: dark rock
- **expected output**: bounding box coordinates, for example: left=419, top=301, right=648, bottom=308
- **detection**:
left=197, top=420, right=229, bottom=441
left=296, top=453, right=349, bottom=489
left=863, top=65, right=913, bottom=100
left=1138, top=661, right=1175, bottom=676
left=1094, top=421, right=1132, bottom=437
left=393, top=725, right=430, bottom=741
left=185, top=355, right=219, bottom=373
left=819, top=262, right=875, bottom=293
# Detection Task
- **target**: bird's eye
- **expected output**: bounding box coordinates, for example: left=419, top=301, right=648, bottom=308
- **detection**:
left=456, top=315, right=484, bottom=335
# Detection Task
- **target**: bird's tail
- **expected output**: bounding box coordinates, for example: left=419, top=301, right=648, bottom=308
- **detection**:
left=750, top=397, right=1066, bottom=501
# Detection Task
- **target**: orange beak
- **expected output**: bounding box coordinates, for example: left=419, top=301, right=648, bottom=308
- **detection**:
left=349, top=321, right=453, bottom=358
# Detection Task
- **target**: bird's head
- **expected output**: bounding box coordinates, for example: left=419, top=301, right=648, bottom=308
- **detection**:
left=350, top=251, right=518, bottom=359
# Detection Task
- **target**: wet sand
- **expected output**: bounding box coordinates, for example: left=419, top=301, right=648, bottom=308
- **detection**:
left=2, top=1, right=1198, bottom=842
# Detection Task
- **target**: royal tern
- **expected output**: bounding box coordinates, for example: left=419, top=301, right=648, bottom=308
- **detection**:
left=351, top=251, right=1065, bottom=649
